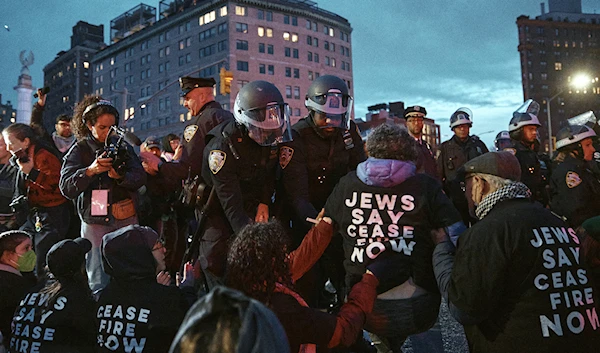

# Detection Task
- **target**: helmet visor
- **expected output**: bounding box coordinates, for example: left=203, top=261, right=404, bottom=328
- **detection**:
left=240, top=104, right=293, bottom=146
left=515, top=99, right=540, bottom=117
left=310, top=95, right=353, bottom=130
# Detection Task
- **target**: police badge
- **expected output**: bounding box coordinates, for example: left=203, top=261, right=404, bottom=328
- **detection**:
left=184, top=125, right=199, bottom=142
left=279, top=146, right=294, bottom=169
left=209, top=150, right=227, bottom=174
left=565, top=171, right=582, bottom=188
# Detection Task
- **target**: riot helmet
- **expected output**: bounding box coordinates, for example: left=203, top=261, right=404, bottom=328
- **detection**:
left=233, top=81, right=293, bottom=146
left=509, top=99, right=541, bottom=132
left=449, top=107, right=473, bottom=129
left=305, top=75, right=353, bottom=130
left=494, top=130, right=512, bottom=151
left=556, top=124, right=596, bottom=150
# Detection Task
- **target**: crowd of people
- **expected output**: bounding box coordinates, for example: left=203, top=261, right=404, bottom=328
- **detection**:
left=0, top=73, right=599, bottom=353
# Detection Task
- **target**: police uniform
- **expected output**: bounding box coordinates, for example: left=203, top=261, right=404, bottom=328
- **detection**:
left=157, top=77, right=233, bottom=184
left=550, top=154, right=600, bottom=228
left=404, top=105, right=439, bottom=179
left=437, top=135, right=488, bottom=223
left=505, top=139, right=547, bottom=205
left=280, top=118, right=366, bottom=231
left=199, top=120, right=279, bottom=281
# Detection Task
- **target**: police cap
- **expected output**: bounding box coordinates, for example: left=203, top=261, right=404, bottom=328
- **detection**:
left=404, top=105, right=427, bottom=119
left=179, top=76, right=216, bottom=97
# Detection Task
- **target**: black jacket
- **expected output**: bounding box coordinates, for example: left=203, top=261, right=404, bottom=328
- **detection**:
left=508, top=139, right=546, bottom=204
left=279, top=118, right=366, bottom=230
left=550, top=155, right=600, bottom=228
left=98, top=225, right=189, bottom=353
left=0, top=163, right=18, bottom=215
left=440, top=199, right=599, bottom=353
left=437, top=135, right=488, bottom=184
left=414, top=137, right=439, bottom=180
left=158, top=101, right=233, bottom=188
left=60, top=135, right=146, bottom=225
left=0, top=266, right=36, bottom=347
left=201, top=121, right=278, bottom=235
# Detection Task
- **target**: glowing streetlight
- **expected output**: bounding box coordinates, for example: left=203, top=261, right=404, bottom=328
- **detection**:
left=546, top=73, right=591, bottom=157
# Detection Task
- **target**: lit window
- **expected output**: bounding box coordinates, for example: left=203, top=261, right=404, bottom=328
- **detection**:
left=291, top=33, right=298, bottom=42
left=110, top=57, right=115, bottom=65
left=555, top=62, right=562, bottom=70
left=266, top=28, right=273, bottom=37
left=199, top=11, right=216, bottom=25
left=235, top=6, right=246, bottom=16
left=258, top=26, right=265, bottom=37
left=73, top=62, right=77, bottom=69
left=180, top=113, right=185, bottom=122
left=83, top=62, right=89, bottom=69
left=220, top=6, right=227, bottom=17
left=283, top=32, right=290, bottom=41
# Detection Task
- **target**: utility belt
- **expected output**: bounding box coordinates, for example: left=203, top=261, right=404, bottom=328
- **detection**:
left=112, top=198, right=136, bottom=220
left=180, top=176, right=210, bottom=210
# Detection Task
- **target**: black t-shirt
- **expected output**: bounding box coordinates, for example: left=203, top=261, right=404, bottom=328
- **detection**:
left=325, top=171, right=461, bottom=292
left=449, top=199, right=600, bottom=353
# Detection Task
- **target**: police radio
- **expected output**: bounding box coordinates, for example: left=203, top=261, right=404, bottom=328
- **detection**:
left=342, top=130, right=354, bottom=150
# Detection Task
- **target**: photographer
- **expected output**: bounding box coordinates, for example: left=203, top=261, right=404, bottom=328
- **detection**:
left=2, top=123, right=70, bottom=276
left=30, top=88, right=75, bottom=157
left=60, top=95, right=146, bottom=294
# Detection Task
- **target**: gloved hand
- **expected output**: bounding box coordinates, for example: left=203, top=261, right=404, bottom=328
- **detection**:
left=366, top=250, right=410, bottom=283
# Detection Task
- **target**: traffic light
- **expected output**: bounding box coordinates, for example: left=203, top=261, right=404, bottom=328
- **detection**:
left=219, top=67, right=233, bottom=95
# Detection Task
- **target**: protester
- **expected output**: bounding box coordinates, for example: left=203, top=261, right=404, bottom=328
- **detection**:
left=323, top=124, right=464, bottom=352
left=97, top=225, right=192, bottom=353
left=60, top=96, right=146, bottom=294
left=3, top=123, right=70, bottom=274
left=0, top=138, right=18, bottom=232
left=169, top=286, right=290, bottom=353
left=432, top=151, right=599, bottom=352
left=226, top=219, right=389, bottom=353
left=10, top=238, right=97, bottom=352
left=30, top=88, right=75, bottom=156
left=0, top=231, right=36, bottom=350
left=161, top=134, right=182, bottom=162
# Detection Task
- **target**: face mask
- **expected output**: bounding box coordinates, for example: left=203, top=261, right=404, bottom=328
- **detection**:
left=16, top=250, right=36, bottom=272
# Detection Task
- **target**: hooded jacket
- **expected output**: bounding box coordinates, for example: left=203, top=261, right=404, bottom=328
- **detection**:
left=169, top=286, right=290, bottom=353
left=97, top=225, right=189, bottom=353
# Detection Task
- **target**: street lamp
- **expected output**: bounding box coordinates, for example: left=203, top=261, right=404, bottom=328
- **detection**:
left=546, top=73, right=591, bottom=158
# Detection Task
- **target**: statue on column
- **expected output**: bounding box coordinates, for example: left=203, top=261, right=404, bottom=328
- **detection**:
left=14, top=50, right=35, bottom=124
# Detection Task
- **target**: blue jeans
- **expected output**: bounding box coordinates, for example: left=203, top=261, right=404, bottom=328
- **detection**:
left=81, top=216, right=137, bottom=294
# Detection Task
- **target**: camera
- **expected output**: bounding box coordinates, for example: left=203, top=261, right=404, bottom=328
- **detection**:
left=33, top=86, right=50, bottom=98
left=98, top=136, right=130, bottom=176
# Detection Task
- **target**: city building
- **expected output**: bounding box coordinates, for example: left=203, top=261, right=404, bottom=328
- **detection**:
left=90, top=0, right=353, bottom=140
left=42, top=21, right=105, bottom=132
left=355, top=101, right=441, bottom=150
left=517, top=0, right=600, bottom=153
left=0, top=94, right=17, bottom=131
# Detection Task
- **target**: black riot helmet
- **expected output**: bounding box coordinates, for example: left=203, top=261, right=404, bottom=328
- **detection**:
left=233, top=80, right=293, bottom=146
left=555, top=124, right=596, bottom=159
left=305, top=75, right=353, bottom=130
left=494, top=130, right=512, bottom=151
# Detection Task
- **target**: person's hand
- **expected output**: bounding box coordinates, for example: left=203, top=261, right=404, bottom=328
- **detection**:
left=315, top=208, right=332, bottom=225
left=255, top=203, right=269, bottom=223
left=108, top=167, right=124, bottom=180
left=156, top=271, right=171, bottom=286
left=140, top=151, right=160, bottom=174
left=173, top=145, right=183, bottom=161
left=177, top=262, right=195, bottom=288
left=36, top=89, right=47, bottom=107
left=85, top=157, right=113, bottom=177
left=16, top=148, right=35, bottom=175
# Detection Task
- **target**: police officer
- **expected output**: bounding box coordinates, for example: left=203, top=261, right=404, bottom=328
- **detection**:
left=141, top=76, right=233, bottom=188
left=550, top=124, right=600, bottom=228
left=437, top=107, right=488, bottom=224
left=507, top=99, right=547, bottom=205
left=404, top=105, right=439, bottom=179
left=278, top=75, right=365, bottom=306
left=493, top=131, right=511, bottom=151
left=200, top=80, right=292, bottom=288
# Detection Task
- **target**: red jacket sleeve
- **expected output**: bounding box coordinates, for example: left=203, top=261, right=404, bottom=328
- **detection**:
left=288, top=220, right=333, bottom=282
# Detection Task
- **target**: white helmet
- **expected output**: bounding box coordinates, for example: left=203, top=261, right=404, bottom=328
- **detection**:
left=449, top=107, right=473, bottom=129
left=509, top=99, right=541, bottom=132
left=555, top=124, right=597, bottom=150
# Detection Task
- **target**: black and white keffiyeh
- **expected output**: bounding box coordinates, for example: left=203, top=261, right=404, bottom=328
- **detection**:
left=475, top=181, right=531, bottom=220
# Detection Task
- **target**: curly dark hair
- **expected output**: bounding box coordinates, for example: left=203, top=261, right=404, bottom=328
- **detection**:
left=72, top=95, right=119, bottom=140
left=225, top=221, right=292, bottom=304
left=366, top=123, right=418, bottom=162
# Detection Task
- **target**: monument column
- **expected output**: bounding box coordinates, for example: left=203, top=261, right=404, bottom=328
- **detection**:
left=14, top=50, right=35, bottom=124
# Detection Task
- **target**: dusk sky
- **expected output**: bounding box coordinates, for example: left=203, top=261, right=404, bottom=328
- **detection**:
left=2, top=0, right=600, bottom=147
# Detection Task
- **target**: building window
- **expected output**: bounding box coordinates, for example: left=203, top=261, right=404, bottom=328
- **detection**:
left=286, top=85, right=292, bottom=98
left=293, top=68, right=300, bottom=78
left=284, top=15, right=290, bottom=24
left=268, top=44, right=274, bottom=54
left=218, top=22, right=227, bottom=33
left=237, top=61, right=249, bottom=71
left=555, top=62, right=562, bottom=70
left=199, top=44, right=216, bottom=58
left=266, top=11, right=272, bottom=21
left=294, top=108, right=301, bottom=116
left=308, top=51, right=313, bottom=61
left=314, top=53, right=319, bottom=63
left=258, top=26, right=265, bottom=37
left=235, top=6, right=246, bottom=16
left=541, top=73, right=548, bottom=80
left=236, top=23, right=248, bottom=33
left=257, top=10, right=264, bottom=20
left=266, top=28, right=273, bottom=37
left=220, top=6, right=227, bottom=17
left=291, top=33, right=298, bottom=42
left=283, top=32, right=290, bottom=41
left=324, top=41, right=329, bottom=50
left=259, top=64, right=266, bottom=74
left=293, top=48, right=299, bottom=58
left=285, top=47, right=291, bottom=57
left=268, top=65, right=274, bottom=75
left=199, top=10, right=216, bottom=25
left=237, top=80, right=249, bottom=89
left=259, top=43, right=265, bottom=53
left=236, top=40, right=248, bottom=50
left=331, top=58, right=336, bottom=67
left=308, top=71, right=313, bottom=80
left=294, top=86, right=300, bottom=99
left=199, top=27, right=217, bottom=41
left=218, top=40, right=228, bottom=52
left=307, top=36, right=312, bottom=45
left=285, top=67, right=291, bottom=77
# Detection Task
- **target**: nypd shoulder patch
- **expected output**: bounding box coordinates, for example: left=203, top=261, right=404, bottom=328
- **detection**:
left=184, top=125, right=199, bottom=142
left=209, top=150, right=227, bottom=174
left=279, top=146, right=294, bottom=169
left=566, top=171, right=582, bottom=188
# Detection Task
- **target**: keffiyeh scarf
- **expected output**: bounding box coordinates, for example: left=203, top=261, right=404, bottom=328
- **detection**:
left=475, top=181, right=531, bottom=220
